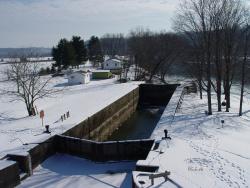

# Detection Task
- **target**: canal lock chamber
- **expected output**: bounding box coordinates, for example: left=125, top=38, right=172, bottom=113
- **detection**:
left=107, top=107, right=165, bottom=141
left=57, top=84, right=179, bottom=162
left=103, top=84, right=179, bottom=141
left=62, top=84, right=180, bottom=142
left=0, top=84, right=181, bottom=188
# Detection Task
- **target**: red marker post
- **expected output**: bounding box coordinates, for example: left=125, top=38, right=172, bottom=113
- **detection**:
left=40, top=110, right=45, bottom=127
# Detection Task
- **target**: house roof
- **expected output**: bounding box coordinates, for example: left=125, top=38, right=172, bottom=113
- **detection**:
left=92, top=70, right=111, bottom=73
left=104, top=58, right=122, bottom=64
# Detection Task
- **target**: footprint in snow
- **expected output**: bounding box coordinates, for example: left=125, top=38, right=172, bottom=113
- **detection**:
left=189, top=141, right=248, bottom=188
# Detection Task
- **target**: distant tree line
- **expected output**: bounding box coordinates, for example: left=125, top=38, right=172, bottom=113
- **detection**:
left=127, top=28, right=186, bottom=82
left=88, top=36, right=104, bottom=67
left=98, top=30, right=186, bottom=83
left=100, top=33, right=128, bottom=57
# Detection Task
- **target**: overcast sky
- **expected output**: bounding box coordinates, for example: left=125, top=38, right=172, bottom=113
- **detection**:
left=0, top=0, right=179, bottom=48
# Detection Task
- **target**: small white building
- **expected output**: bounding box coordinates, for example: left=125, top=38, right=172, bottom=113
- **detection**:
left=103, top=59, right=123, bottom=70
left=67, top=71, right=90, bottom=85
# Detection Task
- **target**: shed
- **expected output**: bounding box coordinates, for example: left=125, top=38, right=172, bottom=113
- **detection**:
left=67, top=71, right=90, bottom=85
left=103, top=59, right=123, bottom=70
left=92, top=70, right=112, bottom=79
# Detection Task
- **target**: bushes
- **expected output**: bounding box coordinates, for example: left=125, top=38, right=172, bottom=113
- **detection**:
left=39, top=66, right=56, bottom=76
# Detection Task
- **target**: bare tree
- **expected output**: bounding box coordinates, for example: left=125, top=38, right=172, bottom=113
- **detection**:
left=159, top=34, right=186, bottom=83
left=128, top=27, right=185, bottom=82
left=175, top=0, right=215, bottom=115
left=101, top=33, right=128, bottom=57
left=128, top=28, right=151, bottom=81
left=220, top=0, right=247, bottom=112
left=175, top=0, right=248, bottom=114
left=239, top=24, right=250, bottom=116
left=186, top=45, right=205, bottom=99
left=2, top=57, right=58, bottom=116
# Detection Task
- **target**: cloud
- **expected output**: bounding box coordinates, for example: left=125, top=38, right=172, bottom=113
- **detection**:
left=0, top=0, right=179, bottom=47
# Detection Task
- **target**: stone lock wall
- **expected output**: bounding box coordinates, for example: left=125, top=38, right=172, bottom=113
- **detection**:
left=0, top=160, right=20, bottom=188
left=63, top=87, right=140, bottom=141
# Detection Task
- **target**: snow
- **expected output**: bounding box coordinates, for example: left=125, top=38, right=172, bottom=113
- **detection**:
left=136, top=86, right=250, bottom=188
left=92, top=70, right=111, bottom=73
left=0, top=160, right=16, bottom=170
left=16, top=83, right=250, bottom=188
left=0, top=61, right=141, bottom=158
left=18, top=154, right=135, bottom=188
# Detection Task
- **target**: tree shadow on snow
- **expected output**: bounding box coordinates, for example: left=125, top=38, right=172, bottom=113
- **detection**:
left=0, top=112, right=27, bottom=124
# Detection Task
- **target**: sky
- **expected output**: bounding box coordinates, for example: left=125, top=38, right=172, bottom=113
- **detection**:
left=0, top=0, right=179, bottom=48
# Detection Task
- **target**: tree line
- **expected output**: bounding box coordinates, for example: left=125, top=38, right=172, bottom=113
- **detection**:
left=127, top=28, right=186, bottom=82
left=52, top=36, right=104, bottom=69
left=175, top=0, right=249, bottom=116
left=97, top=0, right=250, bottom=116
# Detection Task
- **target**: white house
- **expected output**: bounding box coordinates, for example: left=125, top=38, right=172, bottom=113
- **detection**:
left=103, top=59, right=123, bottom=70
left=67, top=71, right=90, bottom=85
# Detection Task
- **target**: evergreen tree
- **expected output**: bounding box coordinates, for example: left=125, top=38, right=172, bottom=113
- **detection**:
left=52, top=38, right=76, bottom=69
left=52, top=39, right=67, bottom=68
left=62, top=42, right=76, bottom=68
left=71, top=36, right=87, bottom=67
left=87, top=36, right=104, bottom=67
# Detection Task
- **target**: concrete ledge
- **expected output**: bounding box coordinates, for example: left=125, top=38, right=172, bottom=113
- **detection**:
left=7, top=152, right=32, bottom=176
left=0, top=160, right=20, bottom=188
left=28, top=137, right=56, bottom=169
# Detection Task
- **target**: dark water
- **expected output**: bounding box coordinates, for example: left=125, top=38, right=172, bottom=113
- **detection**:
left=107, top=108, right=164, bottom=141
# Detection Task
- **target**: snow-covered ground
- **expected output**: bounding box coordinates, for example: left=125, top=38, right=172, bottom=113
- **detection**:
left=1, top=58, right=250, bottom=187
left=18, top=154, right=135, bottom=188
left=136, top=87, right=250, bottom=188
left=0, top=61, right=141, bottom=158
left=17, top=84, right=250, bottom=188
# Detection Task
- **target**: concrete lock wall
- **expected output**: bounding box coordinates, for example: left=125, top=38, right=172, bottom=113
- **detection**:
left=139, top=84, right=179, bottom=107
left=7, top=84, right=177, bottom=168
left=0, top=160, right=20, bottom=188
left=62, top=84, right=178, bottom=141
left=7, top=152, right=32, bottom=176
left=55, top=135, right=154, bottom=162
left=28, top=137, right=56, bottom=169
left=63, top=87, right=140, bottom=141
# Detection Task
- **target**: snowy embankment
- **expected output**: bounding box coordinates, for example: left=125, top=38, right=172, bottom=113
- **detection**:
left=137, top=86, right=250, bottom=188
left=0, top=61, right=141, bottom=158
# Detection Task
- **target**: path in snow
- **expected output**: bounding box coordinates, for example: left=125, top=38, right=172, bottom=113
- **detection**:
left=172, top=93, right=250, bottom=188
